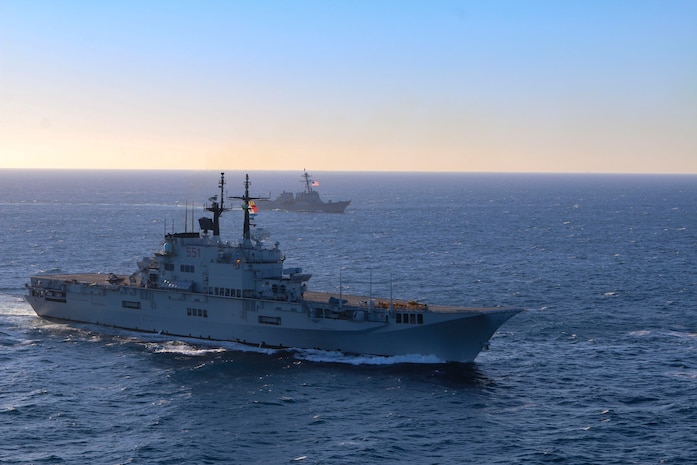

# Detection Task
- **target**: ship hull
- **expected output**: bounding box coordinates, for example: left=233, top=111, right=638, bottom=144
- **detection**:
left=258, top=199, right=350, bottom=213
left=25, top=279, right=519, bottom=363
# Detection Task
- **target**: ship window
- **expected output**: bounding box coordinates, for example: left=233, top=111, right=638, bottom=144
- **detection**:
left=410, top=314, right=416, bottom=324
left=164, top=263, right=174, bottom=271
left=396, top=313, right=402, bottom=323
left=186, top=307, right=208, bottom=317
left=259, top=315, right=281, bottom=325
left=225, top=288, right=230, bottom=297
left=236, top=289, right=241, bottom=298
left=122, top=301, right=141, bottom=309
left=418, top=314, right=423, bottom=324
left=180, top=264, right=195, bottom=273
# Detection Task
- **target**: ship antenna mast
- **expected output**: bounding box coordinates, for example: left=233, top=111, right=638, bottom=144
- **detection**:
left=204, top=172, right=229, bottom=236
left=230, top=174, right=268, bottom=245
left=302, top=168, right=315, bottom=193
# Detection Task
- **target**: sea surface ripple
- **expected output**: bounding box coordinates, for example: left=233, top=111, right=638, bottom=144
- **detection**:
left=1, top=170, right=696, bottom=464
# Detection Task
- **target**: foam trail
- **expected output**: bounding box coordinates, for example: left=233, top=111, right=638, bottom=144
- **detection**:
left=140, top=335, right=279, bottom=356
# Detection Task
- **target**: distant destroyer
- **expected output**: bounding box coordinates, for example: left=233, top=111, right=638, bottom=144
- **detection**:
left=257, top=170, right=350, bottom=213
left=26, top=173, right=520, bottom=363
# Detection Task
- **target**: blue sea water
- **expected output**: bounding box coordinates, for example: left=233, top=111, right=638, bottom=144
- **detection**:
left=1, top=169, right=696, bottom=464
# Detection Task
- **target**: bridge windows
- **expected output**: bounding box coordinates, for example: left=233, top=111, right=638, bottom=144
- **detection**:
left=209, top=287, right=245, bottom=298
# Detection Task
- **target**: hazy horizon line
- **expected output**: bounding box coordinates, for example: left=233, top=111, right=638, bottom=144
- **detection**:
left=2, top=167, right=696, bottom=176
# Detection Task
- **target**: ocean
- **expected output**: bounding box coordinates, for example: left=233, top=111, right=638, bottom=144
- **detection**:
left=1, top=169, right=695, bottom=464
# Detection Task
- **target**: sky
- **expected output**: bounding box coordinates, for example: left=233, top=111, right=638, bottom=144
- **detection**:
left=1, top=1, right=695, bottom=173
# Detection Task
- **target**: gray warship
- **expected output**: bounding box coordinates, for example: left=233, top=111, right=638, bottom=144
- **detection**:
left=25, top=173, right=521, bottom=363
left=258, top=170, right=350, bottom=213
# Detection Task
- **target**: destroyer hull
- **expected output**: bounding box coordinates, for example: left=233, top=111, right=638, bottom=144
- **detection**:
left=258, top=200, right=350, bottom=213
left=26, top=276, right=520, bottom=363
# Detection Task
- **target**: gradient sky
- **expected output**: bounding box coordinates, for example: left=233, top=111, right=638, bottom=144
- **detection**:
left=1, top=1, right=695, bottom=173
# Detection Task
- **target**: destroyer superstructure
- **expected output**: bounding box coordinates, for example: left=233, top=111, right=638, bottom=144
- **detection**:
left=26, top=173, right=521, bottom=363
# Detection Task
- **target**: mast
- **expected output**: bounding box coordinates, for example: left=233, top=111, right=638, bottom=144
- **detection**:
left=230, top=174, right=267, bottom=245
left=302, top=169, right=313, bottom=193
left=204, top=172, right=228, bottom=236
